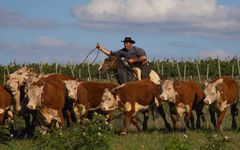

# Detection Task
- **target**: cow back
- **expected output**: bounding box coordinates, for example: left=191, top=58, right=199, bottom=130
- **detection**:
left=173, top=80, right=196, bottom=105
left=77, top=82, right=118, bottom=108
left=115, top=80, right=158, bottom=106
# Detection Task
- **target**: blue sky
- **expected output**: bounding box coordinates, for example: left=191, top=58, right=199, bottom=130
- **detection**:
left=0, top=0, right=239, bottom=64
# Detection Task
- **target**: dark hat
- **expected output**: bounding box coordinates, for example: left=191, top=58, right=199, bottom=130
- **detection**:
left=121, top=37, right=135, bottom=44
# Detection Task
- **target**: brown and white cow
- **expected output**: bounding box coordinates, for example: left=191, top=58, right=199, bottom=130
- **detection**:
left=64, top=80, right=118, bottom=121
left=27, top=79, right=67, bottom=128
left=101, top=79, right=161, bottom=135
left=160, top=79, right=205, bottom=130
left=0, top=84, right=13, bottom=125
left=203, top=76, right=239, bottom=131
left=6, top=67, right=38, bottom=112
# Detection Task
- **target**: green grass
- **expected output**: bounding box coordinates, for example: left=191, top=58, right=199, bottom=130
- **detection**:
left=1, top=104, right=240, bottom=150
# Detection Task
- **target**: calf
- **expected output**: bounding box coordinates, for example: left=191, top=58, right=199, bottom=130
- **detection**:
left=101, top=79, right=161, bottom=135
left=64, top=80, right=117, bottom=121
left=160, top=79, right=205, bottom=130
left=204, top=76, right=239, bottom=131
left=0, top=84, right=13, bottom=125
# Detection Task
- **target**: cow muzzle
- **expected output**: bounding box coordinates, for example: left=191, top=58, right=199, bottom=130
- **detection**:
left=27, top=103, right=36, bottom=110
left=204, top=99, right=212, bottom=105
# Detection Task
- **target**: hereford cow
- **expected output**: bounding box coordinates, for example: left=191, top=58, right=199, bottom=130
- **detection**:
left=160, top=79, right=205, bottom=130
left=203, top=76, right=239, bottom=131
left=101, top=79, right=161, bottom=135
left=0, top=84, right=13, bottom=125
left=64, top=80, right=118, bottom=121
left=6, top=67, right=38, bottom=112
left=27, top=79, right=67, bottom=128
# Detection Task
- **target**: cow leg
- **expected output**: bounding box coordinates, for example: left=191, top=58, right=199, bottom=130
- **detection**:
left=131, top=115, right=143, bottom=132
left=231, top=101, right=238, bottom=130
left=169, top=104, right=180, bottom=130
left=121, top=111, right=134, bottom=135
left=184, top=112, right=191, bottom=130
left=216, top=108, right=227, bottom=132
left=196, top=101, right=205, bottom=129
left=87, top=111, right=94, bottom=120
left=142, top=110, right=149, bottom=131
left=58, top=110, right=65, bottom=128
left=157, top=104, right=171, bottom=130
left=209, top=105, right=217, bottom=128
left=190, top=112, right=195, bottom=129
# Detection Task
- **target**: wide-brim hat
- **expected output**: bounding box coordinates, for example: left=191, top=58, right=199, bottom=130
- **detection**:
left=121, top=37, right=135, bottom=44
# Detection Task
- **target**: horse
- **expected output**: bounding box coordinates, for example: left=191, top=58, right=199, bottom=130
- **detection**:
left=98, top=55, right=171, bottom=131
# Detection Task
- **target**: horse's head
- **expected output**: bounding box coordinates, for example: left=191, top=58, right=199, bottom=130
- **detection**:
left=98, top=55, right=118, bottom=74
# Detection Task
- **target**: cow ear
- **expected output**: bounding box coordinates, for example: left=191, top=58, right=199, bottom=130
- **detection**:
left=216, top=84, right=222, bottom=91
left=104, top=88, right=110, bottom=93
left=111, top=88, right=117, bottom=95
left=215, top=78, right=223, bottom=91
left=173, top=80, right=181, bottom=88
left=204, top=79, right=210, bottom=87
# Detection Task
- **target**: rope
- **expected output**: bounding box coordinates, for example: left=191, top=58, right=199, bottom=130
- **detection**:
left=79, top=47, right=98, bottom=68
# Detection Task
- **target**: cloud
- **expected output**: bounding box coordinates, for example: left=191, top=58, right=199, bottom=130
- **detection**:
left=72, top=0, right=240, bottom=38
left=0, top=36, right=103, bottom=64
left=198, top=49, right=235, bottom=59
left=0, top=7, right=59, bottom=28
left=35, top=36, right=68, bottom=48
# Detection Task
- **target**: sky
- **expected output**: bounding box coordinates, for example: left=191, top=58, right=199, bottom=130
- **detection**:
left=0, top=0, right=240, bottom=64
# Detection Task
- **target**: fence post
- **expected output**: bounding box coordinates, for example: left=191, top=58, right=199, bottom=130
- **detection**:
left=70, top=64, right=75, bottom=77
left=156, top=61, right=160, bottom=74
left=55, top=62, right=58, bottom=73
left=106, top=71, right=110, bottom=81
left=161, top=62, right=164, bottom=76
left=218, top=57, right=221, bottom=77
left=79, top=68, right=82, bottom=79
left=206, top=64, right=209, bottom=81
left=176, top=61, right=182, bottom=80
left=39, top=62, right=43, bottom=73
left=232, top=63, right=235, bottom=78
left=87, top=63, right=92, bottom=81
left=196, top=62, right=201, bottom=83
left=183, top=62, right=186, bottom=81
left=3, top=70, right=6, bottom=84
left=237, top=57, right=240, bottom=76
left=6, top=66, right=9, bottom=76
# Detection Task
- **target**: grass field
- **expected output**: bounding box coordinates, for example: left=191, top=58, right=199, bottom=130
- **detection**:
left=1, top=103, right=240, bottom=150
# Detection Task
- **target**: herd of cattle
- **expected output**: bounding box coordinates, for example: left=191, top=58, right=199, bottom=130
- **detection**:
left=0, top=66, right=239, bottom=136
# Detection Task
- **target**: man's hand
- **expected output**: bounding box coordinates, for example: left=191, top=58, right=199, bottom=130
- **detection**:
left=96, top=43, right=111, bottom=56
left=96, top=43, right=101, bottom=49
left=127, top=58, right=135, bottom=64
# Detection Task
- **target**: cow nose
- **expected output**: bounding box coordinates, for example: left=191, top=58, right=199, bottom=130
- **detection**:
left=101, top=106, right=106, bottom=111
left=204, top=99, right=210, bottom=105
left=27, top=104, right=34, bottom=110
left=159, top=96, right=164, bottom=100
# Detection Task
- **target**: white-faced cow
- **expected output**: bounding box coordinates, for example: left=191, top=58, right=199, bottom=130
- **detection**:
left=204, top=76, right=239, bottom=131
left=101, top=79, right=161, bottom=135
left=27, top=79, right=67, bottom=128
left=64, top=80, right=118, bottom=122
left=160, top=79, right=205, bottom=130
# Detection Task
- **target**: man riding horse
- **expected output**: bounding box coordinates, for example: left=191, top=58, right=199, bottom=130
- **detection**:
left=96, top=37, right=151, bottom=80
